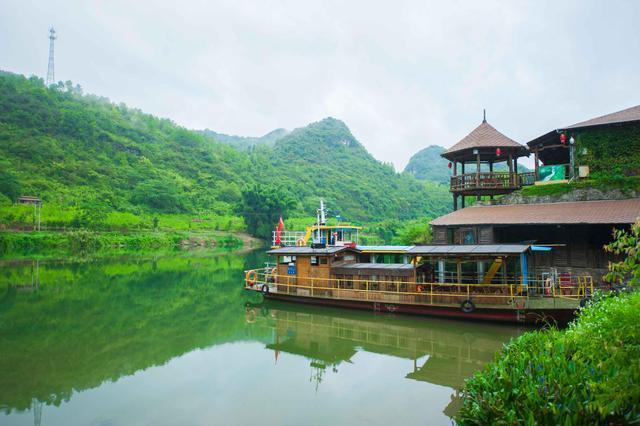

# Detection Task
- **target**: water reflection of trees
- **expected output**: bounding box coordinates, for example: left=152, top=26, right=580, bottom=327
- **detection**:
left=0, top=252, right=268, bottom=414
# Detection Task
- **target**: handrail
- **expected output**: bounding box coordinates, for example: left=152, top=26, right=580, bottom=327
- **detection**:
left=244, top=268, right=596, bottom=306
left=450, top=171, right=536, bottom=192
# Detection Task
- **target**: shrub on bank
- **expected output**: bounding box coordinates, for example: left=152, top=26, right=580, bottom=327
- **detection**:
left=456, top=291, right=640, bottom=425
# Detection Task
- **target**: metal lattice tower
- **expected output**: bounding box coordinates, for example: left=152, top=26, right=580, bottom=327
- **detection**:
left=46, top=27, right=56, bottom=86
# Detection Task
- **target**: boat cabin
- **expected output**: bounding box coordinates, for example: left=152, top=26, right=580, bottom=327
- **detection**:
left=267, top=243, right=547, bottom=295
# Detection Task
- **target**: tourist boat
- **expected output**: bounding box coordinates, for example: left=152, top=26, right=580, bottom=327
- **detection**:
left=244, top=201, right=597, bottom=324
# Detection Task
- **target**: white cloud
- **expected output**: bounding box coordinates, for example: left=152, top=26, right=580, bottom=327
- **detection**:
left=1, top=0, right=639, bottom=170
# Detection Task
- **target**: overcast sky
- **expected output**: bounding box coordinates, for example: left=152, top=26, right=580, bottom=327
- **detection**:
left=2, top=0, right=639, bottom=170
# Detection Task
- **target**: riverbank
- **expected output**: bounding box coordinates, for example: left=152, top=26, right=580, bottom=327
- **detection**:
left=456, top=290, right=640, bottom=425
left=0, top=229, right=262, bottom=259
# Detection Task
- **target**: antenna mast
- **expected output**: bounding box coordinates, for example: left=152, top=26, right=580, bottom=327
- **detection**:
left=46, top=27, right=56, bottom=86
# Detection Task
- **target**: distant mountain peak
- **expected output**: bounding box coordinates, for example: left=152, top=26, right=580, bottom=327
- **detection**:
left=198, top=127, right=289, bottom=150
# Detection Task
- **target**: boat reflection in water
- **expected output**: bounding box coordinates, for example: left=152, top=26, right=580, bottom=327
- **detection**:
left=245, top=300, right=523, bottom=418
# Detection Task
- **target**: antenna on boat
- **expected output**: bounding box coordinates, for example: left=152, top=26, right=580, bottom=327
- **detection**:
left=315, top=199, right=327, bottom=244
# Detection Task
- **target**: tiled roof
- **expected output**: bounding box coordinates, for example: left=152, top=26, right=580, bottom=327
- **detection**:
left=430, top=199, right=640, bottom=226
left=408, top=244, right=530, bottom=254
left=443, top=121, right=527, bottom=157
left=565, top=104, right=640, bottom=129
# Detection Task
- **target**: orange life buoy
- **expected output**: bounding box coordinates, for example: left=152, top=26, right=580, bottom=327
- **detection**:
left=246, top=270, right=257, bottom=287
left=296, top=238, right=306, bottom=246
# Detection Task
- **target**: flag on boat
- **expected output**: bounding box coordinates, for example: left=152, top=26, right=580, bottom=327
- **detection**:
left=275, top=216, right=284, bottom=245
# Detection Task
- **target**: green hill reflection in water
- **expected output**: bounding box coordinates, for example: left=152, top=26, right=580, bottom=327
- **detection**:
left=0, top=251, right=270, bottom=414
left=0, top=251, right=523, bottom=425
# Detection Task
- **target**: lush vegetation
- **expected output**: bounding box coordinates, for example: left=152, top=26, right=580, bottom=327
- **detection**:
left=456, top=223, right=640, bottom=425
left=575, top=122, right=640, bottom=179
left=518, top=175, right=640, bottom=198
left=404, top=145, right=451, bottom=183
left=456, top=291, right=640, bottom=425
left=0, top=71, right=450, bottom=241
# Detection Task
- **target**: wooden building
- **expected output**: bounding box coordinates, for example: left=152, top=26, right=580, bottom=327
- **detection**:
left=442, top=114, right=533, bottom=210
left=430, top=198, right=640, bottom=279
left=527, top=104, right=640, bottom=180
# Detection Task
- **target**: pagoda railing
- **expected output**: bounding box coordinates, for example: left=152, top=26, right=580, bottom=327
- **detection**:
left=450, top=172, right=535, bottom=193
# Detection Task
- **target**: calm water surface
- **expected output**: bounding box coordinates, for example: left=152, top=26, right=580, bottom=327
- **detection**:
left=0, top=250, right=523, bottom=425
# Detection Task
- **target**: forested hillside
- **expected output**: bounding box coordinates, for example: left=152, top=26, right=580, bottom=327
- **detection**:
left=0, top=71, right=450, bottom=238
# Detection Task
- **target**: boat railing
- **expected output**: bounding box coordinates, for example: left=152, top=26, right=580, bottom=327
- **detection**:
left=244, top=268, right=596, bottom=308
left=272, top=230, right=307, bottom=247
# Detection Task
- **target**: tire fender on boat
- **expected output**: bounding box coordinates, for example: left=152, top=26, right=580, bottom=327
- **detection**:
left=461, top=299, right=475, bottom=313
left=261, top=284, right=270, bottom=295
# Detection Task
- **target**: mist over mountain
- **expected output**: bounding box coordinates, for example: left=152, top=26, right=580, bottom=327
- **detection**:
left=199, top=128, right=289, bottom=150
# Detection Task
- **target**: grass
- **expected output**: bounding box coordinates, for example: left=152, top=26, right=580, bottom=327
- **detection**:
left=456, top=290, right=640, bottom=425
left=0, top=203, right=246, bottom=232
left=518, top=176, right=640, bottom=198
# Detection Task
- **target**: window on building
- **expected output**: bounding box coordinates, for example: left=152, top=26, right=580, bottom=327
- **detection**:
left=319, top=257, right=328, bottom=265
left=447, top=228, right=455, bottom=244
left=461, top=228, right=476, bottom=245
left=310, top=256, right=318, bottom=266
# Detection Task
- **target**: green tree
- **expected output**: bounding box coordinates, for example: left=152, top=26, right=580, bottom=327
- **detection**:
left=604, top=221, right=640, bottom=287
left=240, top=184, right=296, bottom=239
left=0, top=171, right=21, bottom=202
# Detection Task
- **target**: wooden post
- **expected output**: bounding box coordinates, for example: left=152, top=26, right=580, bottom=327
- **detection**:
left=489, top=161, right=494, bottom=200
left=534, top=148, right=539, bottom=180
left=453, top=194, right=458, bottom=211
left=476, top=152, right=481, bottom=201
left=508, top=153, right=514, bottom=187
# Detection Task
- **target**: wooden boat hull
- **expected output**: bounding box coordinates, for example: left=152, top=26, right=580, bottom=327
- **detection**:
left=257, top=291, right=576, bottom=325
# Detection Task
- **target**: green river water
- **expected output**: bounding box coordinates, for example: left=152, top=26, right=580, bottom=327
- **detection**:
left=0, top=250, right=523, bottom=425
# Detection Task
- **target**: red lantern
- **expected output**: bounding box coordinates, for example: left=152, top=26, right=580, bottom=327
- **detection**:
left=496, top=148, right=502, bottom=157
left=448, top=162, right=452, bottom=169
left=560, top=133, right=567, bottom=145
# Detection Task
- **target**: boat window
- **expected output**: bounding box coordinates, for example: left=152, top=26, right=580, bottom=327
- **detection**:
left=344, top=255, right=355, bottom=261
left=310, top=256, right=318, bottom=266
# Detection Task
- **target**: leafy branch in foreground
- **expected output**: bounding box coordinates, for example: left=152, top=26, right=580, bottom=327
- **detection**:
left=604, top=221, right=640, bottom=287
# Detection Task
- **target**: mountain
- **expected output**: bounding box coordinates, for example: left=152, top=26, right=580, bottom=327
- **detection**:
left=199, top=128, right=288, bottom=150
left=249, top=118, right=451, bottom=222
left=404, top=145, right=530, bottom=184
left=0, top=71, right=450, bottom=233
left=404, top=145, right=450, bottom=183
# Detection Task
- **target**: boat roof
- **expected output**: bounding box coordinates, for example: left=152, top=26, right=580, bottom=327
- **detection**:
left=267, top=246, right=357, bottom=255
left=331, top=262, right=414, bottom=277
left=356, top=245, right=414, bottom=253
left=408, top=244, right=530, bottom=255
